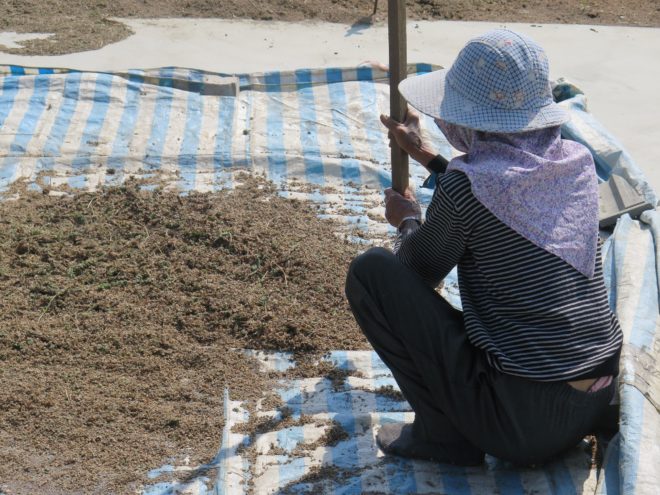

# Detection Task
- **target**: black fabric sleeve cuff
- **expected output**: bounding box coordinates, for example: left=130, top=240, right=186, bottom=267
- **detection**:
left=398, top=218, right=421, bottom=237
left=427, top=154, right=449, bottom=174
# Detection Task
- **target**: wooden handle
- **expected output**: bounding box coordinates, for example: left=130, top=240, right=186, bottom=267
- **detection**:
left=388, top=0, right=408, bottom=193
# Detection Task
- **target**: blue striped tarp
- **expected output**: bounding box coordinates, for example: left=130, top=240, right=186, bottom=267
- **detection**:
left=0, top=65, right=657, bottom=495
left=213, top=351, right=601, bottom=495
left=0, top=63, right=445, bottom=242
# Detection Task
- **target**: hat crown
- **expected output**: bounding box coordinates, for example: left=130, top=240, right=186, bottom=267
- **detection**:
left=447, top=30, right=553, bottom=111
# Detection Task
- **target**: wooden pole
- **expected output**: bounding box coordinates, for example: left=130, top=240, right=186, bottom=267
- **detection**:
left=388, top=0, right=408, bottom=193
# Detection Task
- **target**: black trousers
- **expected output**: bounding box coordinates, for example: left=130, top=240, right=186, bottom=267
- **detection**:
left=345, top=247, right=616, bottom=465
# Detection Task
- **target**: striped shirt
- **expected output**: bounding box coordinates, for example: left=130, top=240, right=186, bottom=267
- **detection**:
left=396, top=170, right=623, bottom=381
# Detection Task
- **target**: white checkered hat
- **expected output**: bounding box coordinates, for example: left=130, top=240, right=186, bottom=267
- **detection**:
left=399, top=29, right=569, bottom=133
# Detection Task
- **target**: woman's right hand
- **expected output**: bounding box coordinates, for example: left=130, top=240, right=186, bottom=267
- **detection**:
left=380, top=108, right=437, bottom=168
left=384, top=187, right=421, bottom=228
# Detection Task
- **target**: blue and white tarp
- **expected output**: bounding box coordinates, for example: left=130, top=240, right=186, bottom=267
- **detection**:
left=214, top=351, right=600, bottom=495
left=0, top=64, right=657, bottom=495
left=0, top=63, right=447, bottom=242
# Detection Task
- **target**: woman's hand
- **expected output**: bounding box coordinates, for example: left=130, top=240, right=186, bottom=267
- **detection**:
left=385, top=187, right=421, bottom=228
left=380, top=108, right=437, bottom=168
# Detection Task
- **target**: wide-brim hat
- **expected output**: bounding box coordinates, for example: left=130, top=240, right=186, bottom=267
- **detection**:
left=398, top=29, right=569, bottom=133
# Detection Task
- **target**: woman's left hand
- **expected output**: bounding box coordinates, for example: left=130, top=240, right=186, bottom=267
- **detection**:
left=384, top=187, right=422, bottom=228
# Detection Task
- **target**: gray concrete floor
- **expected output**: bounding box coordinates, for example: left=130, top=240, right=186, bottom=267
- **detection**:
left=1, top=19, right=658, bottom=193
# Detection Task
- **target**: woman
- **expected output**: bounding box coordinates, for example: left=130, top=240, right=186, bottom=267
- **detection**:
left=345, top=29, right=622, bottom=466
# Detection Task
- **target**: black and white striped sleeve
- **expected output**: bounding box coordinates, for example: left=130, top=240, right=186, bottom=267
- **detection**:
left=395, top=182, right=467, bottom=288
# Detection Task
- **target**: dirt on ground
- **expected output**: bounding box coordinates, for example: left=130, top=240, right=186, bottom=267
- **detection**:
left=0, top=176, right=368, bottom=494
left=1, top=0, right=660, bottom=55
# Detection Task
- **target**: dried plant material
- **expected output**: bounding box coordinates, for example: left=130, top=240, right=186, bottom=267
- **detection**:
left=0, top=176, right=368, bottom=494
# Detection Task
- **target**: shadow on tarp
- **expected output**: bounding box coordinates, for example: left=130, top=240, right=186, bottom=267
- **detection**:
left=212, top=351, right=597, bottom=495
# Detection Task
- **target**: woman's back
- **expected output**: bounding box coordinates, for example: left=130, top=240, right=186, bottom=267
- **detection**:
left=397, top=170, right=622, bottom=381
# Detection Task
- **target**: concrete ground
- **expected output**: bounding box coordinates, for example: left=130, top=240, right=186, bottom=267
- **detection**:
left=1, top=19, right=658, bottom=194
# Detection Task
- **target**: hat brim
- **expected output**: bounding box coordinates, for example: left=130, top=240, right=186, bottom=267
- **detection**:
left=398, top=69, right=570, bottom=133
